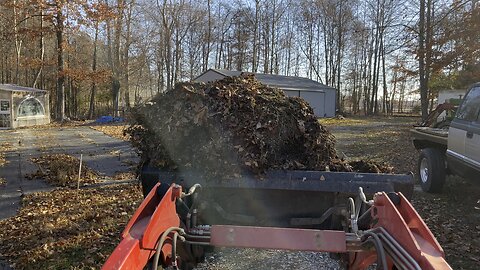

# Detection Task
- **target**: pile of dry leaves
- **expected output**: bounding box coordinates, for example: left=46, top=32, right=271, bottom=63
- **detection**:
left=0, top=142, right=13, bottom=186
left=90, top=124, right=130, bottom=141
left=26, top=154, right=99, bottom=187
left=17, top=120, right=89, bottom=129
left=0, top=142, right=15, bottom=167
left=0, top=184, right=143, bottom=269
left=127, top=74, right=389, bottom=178
left=349, top=160, right=394, bottom=174
left=111, top=171, right=136, bottom=180
left=0, top=152, right=6, bottom=167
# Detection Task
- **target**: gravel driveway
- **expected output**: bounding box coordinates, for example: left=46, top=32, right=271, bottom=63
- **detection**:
left=195, top=248, right=340, bottom=269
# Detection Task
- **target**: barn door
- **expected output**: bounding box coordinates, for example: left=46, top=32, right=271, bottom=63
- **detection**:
left=300, top=92, right=325, bottom=117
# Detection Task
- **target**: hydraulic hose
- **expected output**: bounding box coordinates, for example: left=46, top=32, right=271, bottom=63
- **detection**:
left=172, top=232, right=179, bottom=269
left=171, top=231, right=185, bottom=269
left=362, top=231, right=388, bottom=270
left=182, top=184, right=202, bottom=198
left=152, top=227, right=185, bottom=270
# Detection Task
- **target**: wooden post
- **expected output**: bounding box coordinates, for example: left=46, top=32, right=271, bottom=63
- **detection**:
left=77, top=153, right=83, bottom=190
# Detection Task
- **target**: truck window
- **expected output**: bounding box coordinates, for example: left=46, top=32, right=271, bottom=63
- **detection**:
left=456, top=86, right=480, bottom=122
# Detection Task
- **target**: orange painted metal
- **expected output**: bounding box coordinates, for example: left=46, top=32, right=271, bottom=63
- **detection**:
left=102, top=183, right=181, bottom=270
left=350, top=192, right=452, bottom=270
left=349, top=252, right=378, bottom=270
left=102, top=184, right=452, bottom=270
left=210, top=225, right=347, bottom=253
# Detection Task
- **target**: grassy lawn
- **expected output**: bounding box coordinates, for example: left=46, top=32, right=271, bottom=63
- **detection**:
left=321, top=116, right=418, bottom=173
left=320, top=115, right=418, bottom=127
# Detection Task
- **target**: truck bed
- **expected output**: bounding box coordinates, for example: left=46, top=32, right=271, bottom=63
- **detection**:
left=411, top=127, right=448, bottom=147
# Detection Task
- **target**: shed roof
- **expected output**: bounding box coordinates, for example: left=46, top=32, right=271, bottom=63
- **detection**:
left=198, top=69, right=336, bottom=92
left=0, top=84, right=47, bottom=93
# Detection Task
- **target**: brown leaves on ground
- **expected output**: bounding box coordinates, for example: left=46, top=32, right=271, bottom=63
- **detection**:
left=0, top=152, right=5, bottom=167
left=0, top=177, right=5, bottom=186
left=26, top=154, right=99, bottom=187
left=0, top=184, right=143, bottom=269
left=0, top=142, right=15, bottom=167
left=324, top=116, right=480, bottom=269
left=90, top=124, right=130, bottom=141
left=349, top=160, right=394, bottom=174
left=411, top=177, right=480, bottom=269
left=112, top=171, right=136, bottom=180
left=16, top=120, right=90, bottom=130
left=323, top=118, right=416, bottom=174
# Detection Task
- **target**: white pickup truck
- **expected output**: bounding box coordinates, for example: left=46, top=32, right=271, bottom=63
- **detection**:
left=411, top=82, right=480, bottom=192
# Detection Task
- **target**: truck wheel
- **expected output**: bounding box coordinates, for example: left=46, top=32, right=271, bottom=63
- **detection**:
left=418, top=148, right=446, bottom=193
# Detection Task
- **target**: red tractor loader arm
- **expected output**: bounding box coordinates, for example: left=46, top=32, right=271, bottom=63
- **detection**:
left=102, top=183, right=182, bottom=269
left=103, top=182, right=451, bottom=270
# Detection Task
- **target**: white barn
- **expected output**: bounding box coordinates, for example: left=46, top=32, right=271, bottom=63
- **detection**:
left=194, top=69, right=336, bottom=117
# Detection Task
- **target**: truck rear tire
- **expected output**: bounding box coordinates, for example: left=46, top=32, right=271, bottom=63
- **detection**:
left=418, top=148, right=446, bottom=193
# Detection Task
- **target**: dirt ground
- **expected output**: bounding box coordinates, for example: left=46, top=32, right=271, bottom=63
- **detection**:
left=322, top=116, right=480, bottom=269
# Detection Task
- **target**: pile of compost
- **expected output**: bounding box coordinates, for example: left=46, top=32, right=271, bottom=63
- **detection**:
left=126, top=74, right=388, bottom=179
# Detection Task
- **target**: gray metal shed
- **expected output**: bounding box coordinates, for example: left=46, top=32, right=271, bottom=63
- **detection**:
left=0, top=84, right=50, bottom=129
left=194, top=69, right=336, bottom=117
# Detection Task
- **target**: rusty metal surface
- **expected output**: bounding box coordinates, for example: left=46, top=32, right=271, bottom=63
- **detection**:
left=210, top=225, right=347, bottom=253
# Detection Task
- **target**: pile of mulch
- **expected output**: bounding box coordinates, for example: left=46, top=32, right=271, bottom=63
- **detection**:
left=127, top=74, right=390, bottom=178
left=0, top=184, right=143, bottom=269
left=26, top=154, right=99, bottom=187
left=349, top=160, right=394, bottom=174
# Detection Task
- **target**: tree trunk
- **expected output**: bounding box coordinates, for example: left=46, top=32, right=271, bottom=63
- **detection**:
left=123, top=0, right=134, bottom=108
left=418, top=0, right=428, bottom=120
left=425, top=0, right=433, bottom=113
left=55, top=5, right=65, bottom=121
left=13, top=0, right=23, bottom=85
left=335, top=0, right=344, bottom=114
left=204, top=0, right=212, bottom=71
left=252, top=0, right=260, bottom=72
left=381, top=36, right=388, bottom=114
left=33, top=7, right=44, bottom=88
left=112, top=78, right=120, bottom=116
left=112, top=0, right=124, bottom=117
left=88, top=21, right=99, bottom=119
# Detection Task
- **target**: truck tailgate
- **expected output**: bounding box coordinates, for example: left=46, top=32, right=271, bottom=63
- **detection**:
left=411, top=127, right=448, bottom=146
